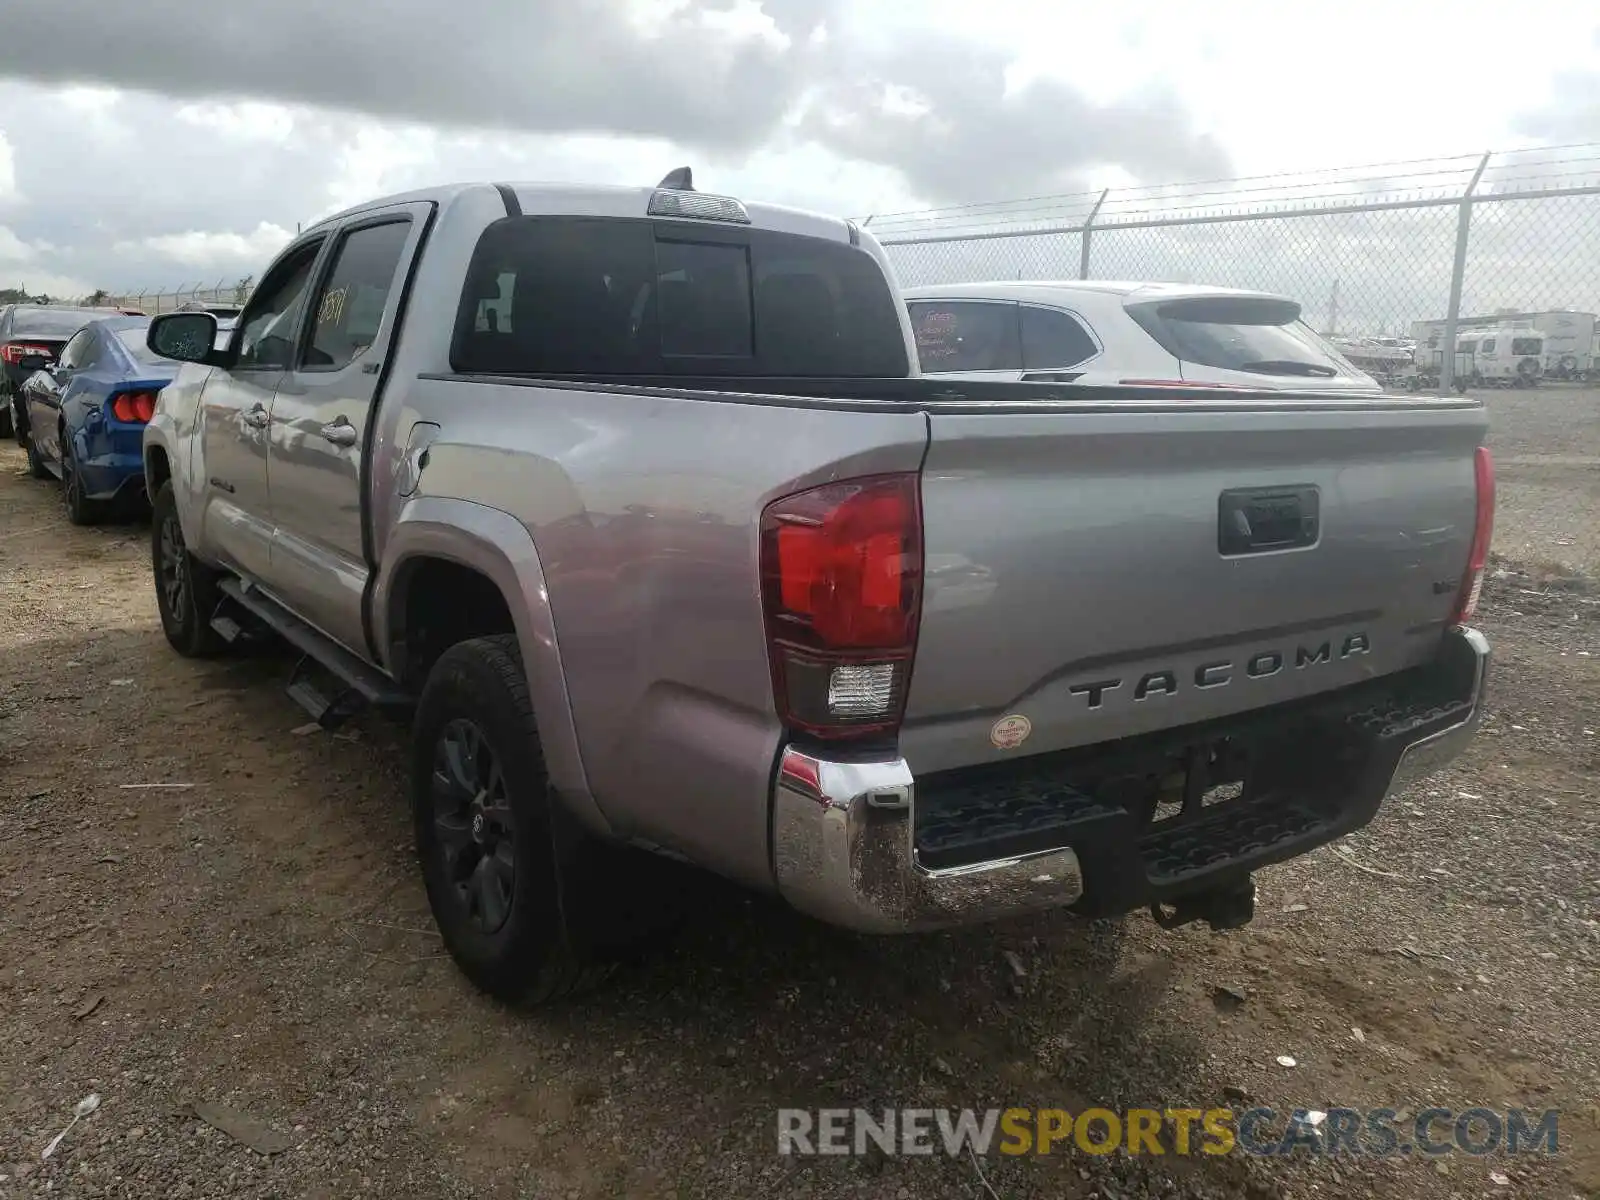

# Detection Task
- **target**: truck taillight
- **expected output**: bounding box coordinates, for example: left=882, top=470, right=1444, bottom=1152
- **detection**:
left=1451, top=446, right=1495, bottom=625
left=760, top=473, right=922, bottom=741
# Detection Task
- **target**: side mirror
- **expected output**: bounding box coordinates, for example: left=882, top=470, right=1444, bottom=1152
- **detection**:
left=148, top=311, right=221, bottom=365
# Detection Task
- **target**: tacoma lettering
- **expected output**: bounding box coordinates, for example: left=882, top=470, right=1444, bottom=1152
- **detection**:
left=1067, top=632, right=1372, bottom=707
left=1296, top=642, right=1332, bottom=667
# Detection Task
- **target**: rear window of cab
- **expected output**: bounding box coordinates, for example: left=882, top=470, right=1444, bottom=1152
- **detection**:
left=450, top=216, right=909, bottom=379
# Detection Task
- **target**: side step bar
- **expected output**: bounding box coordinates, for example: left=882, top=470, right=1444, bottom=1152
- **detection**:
left=214, top=578, right=412, bottom=727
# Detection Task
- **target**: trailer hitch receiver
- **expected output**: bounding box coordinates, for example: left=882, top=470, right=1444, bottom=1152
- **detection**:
left=1150, top=876, right=1257, bottom=932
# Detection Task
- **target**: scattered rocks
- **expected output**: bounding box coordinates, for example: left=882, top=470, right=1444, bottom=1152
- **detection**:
left=0, top=410, right=1596, bottom=1199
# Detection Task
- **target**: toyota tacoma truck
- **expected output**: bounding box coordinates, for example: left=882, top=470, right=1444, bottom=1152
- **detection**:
left=140, top=172, right=1494, bottom=1004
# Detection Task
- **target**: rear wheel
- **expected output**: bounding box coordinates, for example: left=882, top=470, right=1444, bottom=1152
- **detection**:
left=60, top=435, right=106, bottom=525
left=412, top=634, right=611, bottom=1005
left=150, top=481, right=225, bottom=656
left=25, top=431, right=51, bottom=480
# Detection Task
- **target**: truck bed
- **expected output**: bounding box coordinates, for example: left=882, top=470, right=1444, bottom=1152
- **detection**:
left=422, top=370, right=1482, bottom=414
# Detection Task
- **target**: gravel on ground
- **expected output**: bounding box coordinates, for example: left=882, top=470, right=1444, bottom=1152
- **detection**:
left=1, top=385, right=1596, bottom=1199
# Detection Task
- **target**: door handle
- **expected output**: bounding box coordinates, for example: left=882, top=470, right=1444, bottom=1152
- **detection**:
left=241, top=404, right=269, bottom=429
left=1218, top=485, right=1320, bottom=555
left=319, top=417, right=358, bottom=448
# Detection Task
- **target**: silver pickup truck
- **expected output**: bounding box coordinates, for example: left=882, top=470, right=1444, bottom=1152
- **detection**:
left=141, top=172, right=1494, bottom=1004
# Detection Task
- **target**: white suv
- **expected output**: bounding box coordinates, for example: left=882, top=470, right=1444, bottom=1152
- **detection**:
left=902, top=280, right=1381, bottom=393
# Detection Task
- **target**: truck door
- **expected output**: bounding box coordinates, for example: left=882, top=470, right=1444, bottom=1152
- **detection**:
left=264, top=204, right=430, bottom=658
left=198, top=235, right=327, bottom=583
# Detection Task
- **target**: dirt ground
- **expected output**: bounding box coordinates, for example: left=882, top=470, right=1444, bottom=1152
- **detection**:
left=1, top=386, right=1597, bottom=1200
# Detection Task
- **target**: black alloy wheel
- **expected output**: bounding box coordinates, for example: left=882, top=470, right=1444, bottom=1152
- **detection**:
left=149, top=481, right=224, bottom=657
left=157, top=511, right=189, bottom=627
left=430, top=718, right=518, bottom=935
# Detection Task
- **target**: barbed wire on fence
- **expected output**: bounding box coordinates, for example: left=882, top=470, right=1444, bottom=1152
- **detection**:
left=869, top=144, right=1600, bottom=385
left=94, top=277, right=254, bottom=315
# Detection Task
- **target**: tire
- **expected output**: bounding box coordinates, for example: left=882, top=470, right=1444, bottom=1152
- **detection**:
left=8, top=394, right=25, bottom=447
left=60, top=435, right=106, bottom=525
left=0, top=404, right=11, bottom=440
left=150, top=481, right=226, bottom=656
left=412, top=634, right=611, bottom=1005
left=25, top=431, right=52, bottom=480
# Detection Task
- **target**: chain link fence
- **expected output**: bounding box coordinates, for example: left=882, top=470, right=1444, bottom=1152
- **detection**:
left=101, top=279, right=254, bottom=314
left=869, top=146, right=1600, bottom=389
left=40, top=146, right=1600, bottom=390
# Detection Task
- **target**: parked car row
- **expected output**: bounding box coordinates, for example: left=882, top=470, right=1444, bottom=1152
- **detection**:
left=2, top=268, right=1375, bottom=538
left=0, top=301, right=243, bottom=523
left=2, top=303, right=119, bottom=441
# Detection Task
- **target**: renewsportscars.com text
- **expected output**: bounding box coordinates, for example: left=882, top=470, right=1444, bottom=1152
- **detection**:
left=777, top=1107, right=1561, bottom=1158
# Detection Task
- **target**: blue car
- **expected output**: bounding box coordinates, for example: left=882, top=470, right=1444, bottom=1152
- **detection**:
left=20, top=316, right=175, bottom=524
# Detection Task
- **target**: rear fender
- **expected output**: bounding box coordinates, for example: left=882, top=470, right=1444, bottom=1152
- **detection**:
left=373, top=495, right=606, bottom=836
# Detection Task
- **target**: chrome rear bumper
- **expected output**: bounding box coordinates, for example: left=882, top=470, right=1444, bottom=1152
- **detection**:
left=772, top=753, right=1084, bottom=934
left=771, top=626, right=1489, bottom=934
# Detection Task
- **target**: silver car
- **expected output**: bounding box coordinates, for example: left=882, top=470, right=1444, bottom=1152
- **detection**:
left=903, top=280, right=1381, bottom=392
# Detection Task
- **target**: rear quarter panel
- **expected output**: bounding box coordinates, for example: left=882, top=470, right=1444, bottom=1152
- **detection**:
left=387, top=379, right=929, bottom=889
left=356, top=186, right=930, bottom=888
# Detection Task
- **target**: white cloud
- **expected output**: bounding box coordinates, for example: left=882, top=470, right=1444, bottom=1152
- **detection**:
left=0, top=224, right=37, bottom=261
left=0, top=0, right=1595, bottom=296
left=175, top=100, right=296, bottom=142
left=122, top=221, right=295, bottom=268
left=0, top=131, right=16, bottom=202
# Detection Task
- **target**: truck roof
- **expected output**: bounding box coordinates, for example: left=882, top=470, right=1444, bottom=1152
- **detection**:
left=901, top=280, right=1298, bottom=305
left=307, top=180, right=857, bottom=245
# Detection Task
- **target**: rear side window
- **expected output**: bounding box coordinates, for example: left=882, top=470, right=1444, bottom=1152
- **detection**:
left=306, top=220, right=411, bottom=371
left=452, top=216, right=908, bottom=378
left=1481, top=338, right=1497, bottom=353
left=908, top=301, right=1021, bottom=372
left=1129, top=296, right=1348, bottom=380
left=1020, top=305, right=1097, bottom=370
left=1511, top=337, right=1542, bottom=356
left=57, top=329, right=97, bottom=369
left=14, top=308, right=104, bottom=337
left=115, top=325, right=169, bottom=366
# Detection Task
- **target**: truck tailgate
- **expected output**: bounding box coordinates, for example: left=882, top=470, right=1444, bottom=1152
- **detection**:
left=900, top=398, right=1489, bottom=775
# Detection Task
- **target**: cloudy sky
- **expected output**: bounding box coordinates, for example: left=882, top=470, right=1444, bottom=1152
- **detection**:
left=0, top=0, right=1597, bottom=300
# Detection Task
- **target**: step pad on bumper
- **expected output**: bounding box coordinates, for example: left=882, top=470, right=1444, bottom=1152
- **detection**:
left=1140, top=796, right=1325, bottom=883
left=916, top=778, right=1121, bottom=871
left=911, top=663, right=1480, bottom=908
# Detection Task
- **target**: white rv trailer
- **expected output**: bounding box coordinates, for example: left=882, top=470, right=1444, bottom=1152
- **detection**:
left=1410, top=310, right=1595, bottom=378
left=1453, top=326, right=1546, bottom=385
